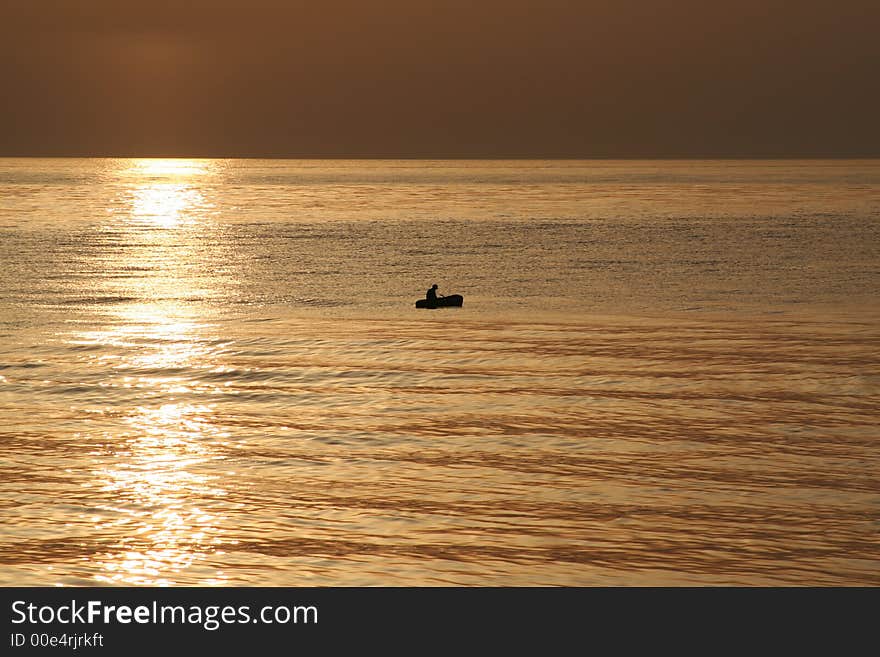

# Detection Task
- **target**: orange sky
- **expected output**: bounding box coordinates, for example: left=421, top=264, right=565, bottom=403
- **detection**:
left=1, top=0, right=878, bottom=157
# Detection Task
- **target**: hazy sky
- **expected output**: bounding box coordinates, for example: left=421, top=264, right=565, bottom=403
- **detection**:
left=2, top=0, right=878, bottom=157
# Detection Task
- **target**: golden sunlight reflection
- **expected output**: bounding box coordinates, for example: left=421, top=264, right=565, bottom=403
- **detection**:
left=82, top=175, right=232, bottom=583
left=88, top=301, right=231, bottom=586
left=94, top=400, right=229, bottom=586
left=131, top=184, right=205, bottom=228
left=131, top=158, right=213, bottom=178
left=120, top=158, right=217, bottom=229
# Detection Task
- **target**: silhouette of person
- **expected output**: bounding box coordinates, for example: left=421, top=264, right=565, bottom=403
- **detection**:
left=426, top=284, right=439, bottom=303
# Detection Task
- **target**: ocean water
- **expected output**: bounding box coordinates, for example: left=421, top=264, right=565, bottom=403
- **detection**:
left=0, top=158, right=878, bottom=585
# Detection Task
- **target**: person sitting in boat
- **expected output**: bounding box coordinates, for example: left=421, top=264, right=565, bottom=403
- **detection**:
left=426, top=284, right=441, bottom=303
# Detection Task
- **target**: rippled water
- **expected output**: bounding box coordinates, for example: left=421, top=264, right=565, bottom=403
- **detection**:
left=1, top=158, right=878, bottom=585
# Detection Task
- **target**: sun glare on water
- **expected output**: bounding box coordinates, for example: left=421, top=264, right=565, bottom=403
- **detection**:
left=71, top=300, right=232, bottom=586
left=133, top=158, right=213, bottom=178
left=61, top=158, right=233, bottom=584
left=121, top=158, right=217, bottom=229
left=131, top=184, right=205, bottom=229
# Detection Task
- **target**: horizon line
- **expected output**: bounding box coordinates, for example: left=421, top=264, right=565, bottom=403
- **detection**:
left=2, top=153, right=880, bottom=161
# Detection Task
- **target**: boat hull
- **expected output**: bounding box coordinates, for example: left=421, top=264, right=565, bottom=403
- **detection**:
left=415, top=294, right=463, bottom=309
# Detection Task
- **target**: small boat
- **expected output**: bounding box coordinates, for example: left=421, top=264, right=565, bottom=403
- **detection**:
left=415, top=294, right=464, bottom=309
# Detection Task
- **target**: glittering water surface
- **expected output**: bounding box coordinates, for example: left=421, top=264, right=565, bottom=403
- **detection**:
left=1, top=158, right=878, bottom=585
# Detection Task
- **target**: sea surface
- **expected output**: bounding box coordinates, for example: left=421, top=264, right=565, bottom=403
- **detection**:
left=1, top=158, right=878, bottom=585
